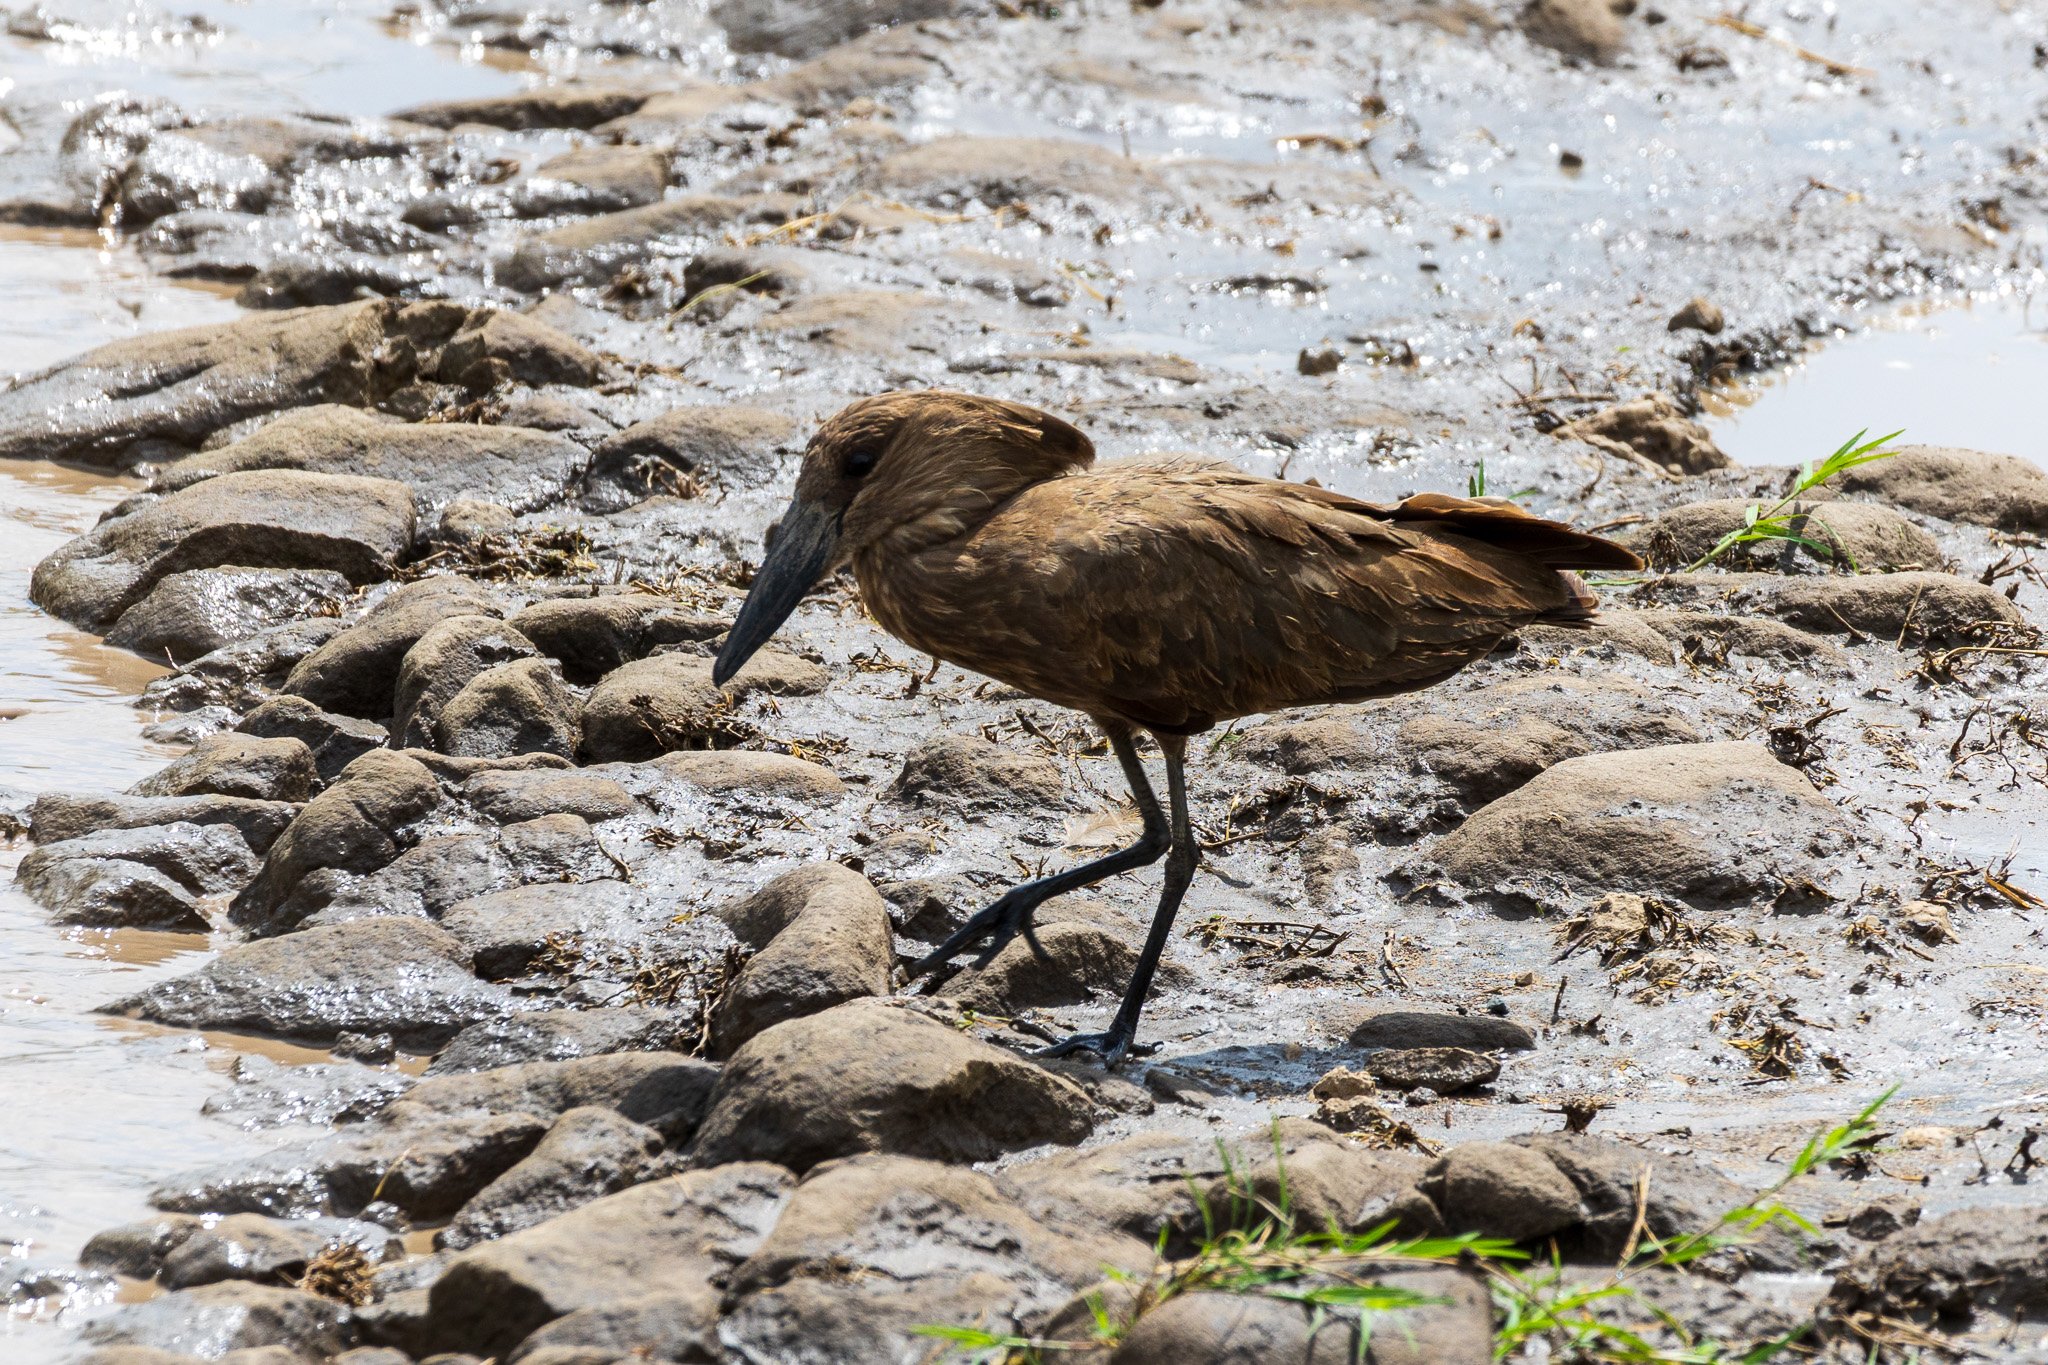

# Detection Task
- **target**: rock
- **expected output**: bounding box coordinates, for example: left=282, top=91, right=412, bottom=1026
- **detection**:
left=1348, top=1011, right=1538, bottom=1051
left=1668, top=297, right=1725, bottom=334
left=436, top=658, right=582, bottom=760
left=1236, top=713, right=1378, bottom=774
left=710, top=862, right=894, bottom=1057
left=81, top=1215, right=207, bottom=1279
left=1637, top=570, right=2027, bottom=648
left=106, top=566, right=351, bottom=664
left=144, top=617, right=350, bottom=714
left=1365, top=1047, right=1500, bottom=1094
left=713, top=862, right=869, bottom=949
left=154, top=406, right=590, bottom=516
left=1421, top=1142, right=1582, bottom=1242
left=421, top=1162, right=794, bottom=1357
left=159, top=1214, right=400, bottom=1291
left=462, top=768, right=637, bottom=824
left=30, top=470, right=414, bottom=634
left=1430, top=741, right=1840, bottom=908
left=712, top=0, right=961, bottom=57
left=230, top=750, right=441, bottom=928
left=577, top=649, right=827, bottom=762
left=1621, top=608, right=1849, bottom=669
left=890, top=733, right=1066, bottom=809
left=283, top=814, right=609, bottom=933
left=1105, top=1291, right=1354, bottom=1363
left=1396, top=675, right=1701, bottom=805
left=580, top=405, right=798, bottom=511
left=237, top=696, right=388, bottom=784
left=155, top=1112, right=547, bottom=1222
left=201, top=1054, right=414, bottom=1129
left=134, top=734, right=318, bottom=803
left=440, top=1107, right=668, bottom=1250
left=875, top=135, right=1165, bottom=211
left=721, top=1154, right=1149, bottom=1363
left=1827, top=1195, right=1922, bottom=1242
left=391, top=1052, right=719, bottom=1143
left=688, top=999, right=1095, bottom=1171
left=17, top=820, right=256, bottom=919
left=1835, top=444, right=2048, bottom=534
left=499, top=192, right=803, bottom=292
left=285, top=577, right=505, bottom=719
left=622, top=748, right=845, bottom=802
left=522, top=144, right=671, bottom=213
left=1552, top=393, right=1729, bottom=476
left=1628, top=499, right=1941, bottom=572
left=82, top=1282, right=356, bottom=1358
left=1520, top=0, right=1626, bottom=61
left=1829, top=1206, right=2048, bottom=1323
left=502, top=1292, right=719, bottom=1365
left=12, top=854, right=205, bottom=930
left=393, top=85, right=656, bottom=131
left=430, top=498, right=515, bottom=548
left=439, top=882, right=646, bottom=981
left=1514, top=1133, right=1811, bottom=1270
left=27, top=792, right=296, bottom=852
left=936, top=902, right=1192, bottom=1012
left=390, top=615, right=542, bottom=750
left=106, top=916, right=514, bottom=1048
left=509, top=594, right=721, bottom=683
left=427, top=1008, right=685, bottom=1076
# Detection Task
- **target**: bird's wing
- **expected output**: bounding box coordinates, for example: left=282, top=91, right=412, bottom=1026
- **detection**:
left=941, top=467, right=1605, bottom=731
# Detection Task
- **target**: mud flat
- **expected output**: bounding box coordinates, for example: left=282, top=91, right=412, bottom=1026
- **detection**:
left=3, top=0, right=2048, bottom=1360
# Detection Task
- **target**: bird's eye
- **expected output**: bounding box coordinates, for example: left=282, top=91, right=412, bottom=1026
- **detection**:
left=844, top=445, right=882, bottom=479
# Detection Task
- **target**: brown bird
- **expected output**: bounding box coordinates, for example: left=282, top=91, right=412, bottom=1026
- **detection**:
left=714, top=390, right=1642, bottom=1063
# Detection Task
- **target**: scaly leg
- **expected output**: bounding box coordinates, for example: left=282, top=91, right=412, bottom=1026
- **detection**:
left=1037, top=734, right=1196, bottom=1067
left=905, top=722, right=1168, bottom=993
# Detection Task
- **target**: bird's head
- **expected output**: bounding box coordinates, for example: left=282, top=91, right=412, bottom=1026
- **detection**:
left=713, top=390, right=1093, bottom=685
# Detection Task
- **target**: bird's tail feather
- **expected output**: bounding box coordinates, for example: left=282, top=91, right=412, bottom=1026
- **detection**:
left=1387, top=492, right=1644, bottom=572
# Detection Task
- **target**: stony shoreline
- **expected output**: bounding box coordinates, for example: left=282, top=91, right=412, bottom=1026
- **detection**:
left=4, top=0, right=2048, bottom=1360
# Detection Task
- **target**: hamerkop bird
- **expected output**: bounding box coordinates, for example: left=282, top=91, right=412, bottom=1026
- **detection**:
left=714, top=390, right=1642, bottom=1063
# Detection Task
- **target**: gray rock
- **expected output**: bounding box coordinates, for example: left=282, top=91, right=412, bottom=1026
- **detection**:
left=688, top=999, right=1096, bottom=1172
left=498, top=192, right=803, bottom=292
left=1364, top=1047, right=1500, bottom=1094
left=134, top=734, right=318, bottom=803
left=430, top=498, right=516, bottom=548
left=18, top=819, right=255, bottom=910
left=390, top=1052, right=719, bottom=1143
left=520, top=144, right=671, bottom=214
left=579, top=404, right=797, bottom=511
left=81, top=1281, right=356, bottom=1358
left=154, top=1112, right=548, bottom=1221
left=440, top=881, right=645, bottom=981
left=229, top=750, right=441, bottom=929
left=285, top=577, right=505, bottom=719
left=30, top=469, right=414, bottom=633
left=1628, top=499, right=1942, bottom=573
left=509, top=594, right=721, bottom=683
left=875, top=135, right=1165, bottom=211
left=461, top=768, right=637, bottom=824
left=145, top=617, right=351, bottom=714
left=612, top=749, right=845, bottom=803
left=503, top=1292, right=719, bottom=1365
left=1830, top=1206, right=2048, bottom=1322
left=720, top=1154, right=1149, bottom=1363
left=1422, top=1142, right=1583, bottom=1244
left=889, top=733, right=1066, bottom=809
left=577, top=649, right=827, bottom=762
left=712, top=0, right=963, bottom=57
left=391, top=615, right=541, bottom=751
left=80, top=1215, right=206, bottom=1279
left=441, top=1106, right=668, bottom=1250
left=711, top=862, right=894, bottom=1057
left=421, top=1162, right=794, bottom=1357
left=201, top=1054, right=414, bottom=1129
left=427, top=1008, right=685, bottom=1076
left=106, top=566, right=351, bottom=664
left=393, top=85, right=656, bottom=131
left=437, top=658, right=582, bottom=760
left=27, top=792, right=296, bottom=853
left=1636, top=570, right=2027, bottom=648
left=936, top=901, right=1193, bottom=1013
left=1430, top=740, right=1842, bottom=909
left=105, top=916, right=515, bottom=1048
left=1348, top=1011, right=1538, bottom=1052
left=1105, top=1291, right=1344, bottom=1364
left=1520, top=0, right=1626, bottom=61
left=12, top=856, right=205, bottom=930
left=1837, top=444, right=2048, bottom=534
left=237, top=696, right=388, bottom=784
left=154, top=406, right=590, bottom=516
left=160, top=1214, right=400, bottom=1290
left=1552, top=393, right=1728, bottom=475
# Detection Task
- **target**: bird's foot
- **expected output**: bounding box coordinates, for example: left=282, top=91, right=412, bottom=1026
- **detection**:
left=1032, top=1029, right=1155, bottom=1068
left=904, top=889, right=1044, bottom=993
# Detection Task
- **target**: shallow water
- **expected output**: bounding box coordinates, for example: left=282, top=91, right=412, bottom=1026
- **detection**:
left=1705, top=292, right=2048, bottom=467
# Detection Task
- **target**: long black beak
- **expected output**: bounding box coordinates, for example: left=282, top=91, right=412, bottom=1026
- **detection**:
left=713, top=499, right=840, bottom=687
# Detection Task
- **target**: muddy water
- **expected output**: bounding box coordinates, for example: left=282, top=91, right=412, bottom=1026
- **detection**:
left=1705, top=291, right=2048, bottom=467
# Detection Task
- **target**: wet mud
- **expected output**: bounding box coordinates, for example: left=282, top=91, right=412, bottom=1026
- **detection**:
left=2, top=0, right=2047, bottom=1361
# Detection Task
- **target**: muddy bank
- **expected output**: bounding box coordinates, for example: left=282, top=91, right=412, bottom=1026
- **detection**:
left=3, top=0, right=2048, bottom=1360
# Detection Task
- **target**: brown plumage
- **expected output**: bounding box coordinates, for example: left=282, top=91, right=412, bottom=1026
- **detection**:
left=716, top=390, right=1642, bottom=1063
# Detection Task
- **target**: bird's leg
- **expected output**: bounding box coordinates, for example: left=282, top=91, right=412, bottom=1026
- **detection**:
left=1037, top=734, right=1196, bottom=1067
left=905, top=724, right=1168, bottom=992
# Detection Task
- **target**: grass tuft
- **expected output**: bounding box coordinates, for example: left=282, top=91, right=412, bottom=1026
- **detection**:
left=1686, top=429, right=1902, bottom=572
